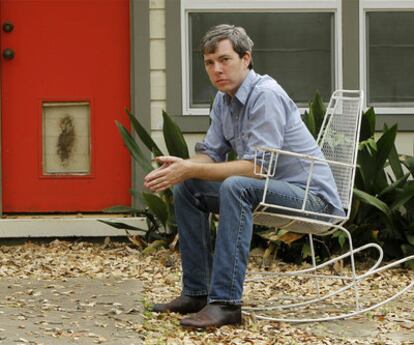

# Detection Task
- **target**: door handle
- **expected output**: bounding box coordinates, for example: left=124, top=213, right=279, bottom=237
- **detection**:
left=2, top=48, right=15, bottom=60
left=2, top=22, right=14, bottom=33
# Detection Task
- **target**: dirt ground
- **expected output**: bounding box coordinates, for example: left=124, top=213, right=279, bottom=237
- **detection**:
left=0, top=239, right=413, bottom=344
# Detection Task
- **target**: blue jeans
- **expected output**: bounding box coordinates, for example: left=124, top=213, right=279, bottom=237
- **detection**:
left=173, top=176, right=330, bottom=305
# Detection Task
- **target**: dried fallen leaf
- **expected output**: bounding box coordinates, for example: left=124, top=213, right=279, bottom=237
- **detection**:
left=127, top=235, right=146, bottom=249
left=0, top=239, right=412, bottom=345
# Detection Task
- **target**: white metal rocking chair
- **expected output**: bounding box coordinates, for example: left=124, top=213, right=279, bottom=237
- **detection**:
left=243, top=90, right=414, bottom=322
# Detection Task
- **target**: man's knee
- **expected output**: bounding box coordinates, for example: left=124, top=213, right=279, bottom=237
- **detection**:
left=219, top=176, right=251, bottom=196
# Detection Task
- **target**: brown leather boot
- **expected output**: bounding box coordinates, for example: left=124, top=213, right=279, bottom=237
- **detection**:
left=180, top=303, right=242, bottom=329
left=151, top=295, right=207, bottom=314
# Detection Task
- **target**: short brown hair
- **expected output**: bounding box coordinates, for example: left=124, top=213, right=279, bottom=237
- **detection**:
left=200, top=24, right=254, bottom=69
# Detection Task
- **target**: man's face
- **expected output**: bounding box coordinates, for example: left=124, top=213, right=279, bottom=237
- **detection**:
left=203, top=39, right=251, bottom=97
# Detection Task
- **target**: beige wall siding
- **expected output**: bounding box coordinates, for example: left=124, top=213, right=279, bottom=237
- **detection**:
left=150, top=40, right=166, bottom=69
left=149, top=0, right=164, bottom=9
left=149, top=0, right=169, bottom=156
left=150, top=100, right=167, bottom=130
left=149, top=0, right=168, bottom=152
left=395, top=133, right=414, bottom=156
left=150, top=70, right=166, bottom=100
left=149, top=0, right=204, bottom=156
left=184, top=134, right=205, bottom=155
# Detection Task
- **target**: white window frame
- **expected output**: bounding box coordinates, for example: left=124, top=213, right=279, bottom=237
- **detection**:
left=181, top=0, right=342, bottom=115
left=360, top=0, right=414, bottom=114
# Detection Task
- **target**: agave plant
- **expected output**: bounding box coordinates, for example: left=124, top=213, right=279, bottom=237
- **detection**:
left=102, top=110, right=190, bottom=244
left=257, top=92, right=414, bottom=267
left=302, top=90, right=326, bottom=139
left=349, top=118, right=414, bottom=266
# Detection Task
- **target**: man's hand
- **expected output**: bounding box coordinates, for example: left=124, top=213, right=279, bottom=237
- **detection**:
left=144, top=156, right=192, bottom=192
left=144, top=154, right=258, bottom=192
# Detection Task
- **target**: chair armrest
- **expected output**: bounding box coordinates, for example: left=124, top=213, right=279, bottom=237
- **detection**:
left=254, top=145, right=354, bottom=177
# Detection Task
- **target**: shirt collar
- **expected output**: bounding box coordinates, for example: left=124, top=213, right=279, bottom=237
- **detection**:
left=222, top=70, right=257, bottom=105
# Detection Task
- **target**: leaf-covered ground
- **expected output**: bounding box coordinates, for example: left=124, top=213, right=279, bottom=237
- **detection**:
left=0, top=239, right=413, bottom=344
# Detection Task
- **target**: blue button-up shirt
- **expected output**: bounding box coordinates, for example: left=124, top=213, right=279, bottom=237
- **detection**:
left=195, top=70, right=344, bottom=216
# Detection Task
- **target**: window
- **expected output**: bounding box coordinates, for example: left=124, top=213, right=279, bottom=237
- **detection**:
left=360, top=0, right=414, bottom=114
left=181, top=0, right=342, bottom=115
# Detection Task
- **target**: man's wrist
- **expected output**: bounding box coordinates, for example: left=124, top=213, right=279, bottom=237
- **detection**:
left=184, top=160, right=195, bottom=180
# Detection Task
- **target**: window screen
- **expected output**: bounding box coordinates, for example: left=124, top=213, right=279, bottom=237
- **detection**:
left=367, top=12, right=414, bottom=107
left=189, top=12, right=335, bottom=108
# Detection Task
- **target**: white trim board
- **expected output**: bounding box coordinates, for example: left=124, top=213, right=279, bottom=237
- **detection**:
left=0, top=216, right=147, bottom=238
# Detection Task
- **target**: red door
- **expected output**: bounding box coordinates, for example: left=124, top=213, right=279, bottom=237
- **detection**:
left=0, top=0, right=131, bottom=212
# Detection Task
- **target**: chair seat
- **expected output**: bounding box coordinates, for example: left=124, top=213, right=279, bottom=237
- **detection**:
left=253, top=211, right=333, bottom=235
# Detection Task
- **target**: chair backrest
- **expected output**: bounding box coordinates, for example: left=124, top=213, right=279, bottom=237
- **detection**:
left=316, top=90, right=363, bottom=211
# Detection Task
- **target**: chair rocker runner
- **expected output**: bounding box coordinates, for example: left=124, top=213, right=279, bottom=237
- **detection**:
left=243, top=90, right=414, bottom=323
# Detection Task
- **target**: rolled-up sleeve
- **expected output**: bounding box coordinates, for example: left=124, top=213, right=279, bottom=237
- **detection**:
left=194, top=95, right=231, bottom=162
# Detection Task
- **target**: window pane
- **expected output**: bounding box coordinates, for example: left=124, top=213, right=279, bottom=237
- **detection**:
left=367, top=12, right=414, bottom=107
left=189, top=12, right=334, bottom=108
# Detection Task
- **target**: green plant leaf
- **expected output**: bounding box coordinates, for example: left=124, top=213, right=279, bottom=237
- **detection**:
left=97, top=219, right=147, bottom=232
left=331, top=230, right=347, bottom=248
left=358, top=137, right=376, bottom=155
left=142, top=192, right=169, bottom=229
left=376, top=124, right=397, bottom=172
left=126, top=109, right=164, bottom=157
left=359, top=107, right=375, bottom=141
left=301, top=243, right=312, bottom=259
left=357, top=143, right=378, bottom=192
left=353, top=188, right=393, bottom=220
left=162, top=110, right=189, bottom=159
left=377, top=173, right=410, bottom=198
left=400, top=244, right=414, bottom=268
left=302, top=109, right=317, bottom=138
left=389, top=147, right=404, bottom=180
left=116, top=121, right=153, bottom=173
left=390, top=182, right=414, bottom=211
left=303, top=91, right=326, bottom=139
left=310, top=91, right=326, bottom=132
left=407, top=234, right=414, bottom=246
left=373, top=124, right=397, bottom=191
left=382, top=123, right=404, bottom=180
left=227, top=150, right=238, bottom=161
left=401, top=155, right=414, bottom=177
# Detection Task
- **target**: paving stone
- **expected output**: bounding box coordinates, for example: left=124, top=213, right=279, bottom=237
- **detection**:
left=385, top=330, right=414, bottom=343
left=0, top=278, right=143, bottom=344
left=298, top=319, right=379, bottom=339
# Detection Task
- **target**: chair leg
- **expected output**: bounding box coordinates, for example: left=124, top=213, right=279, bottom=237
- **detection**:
left=309, top=233, right=320, bottom=298
left=243, top=254, right=414, bottom=323
left=339, top=226, right=361, bottom=311
left=244, top=222, right=414, bottom=322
